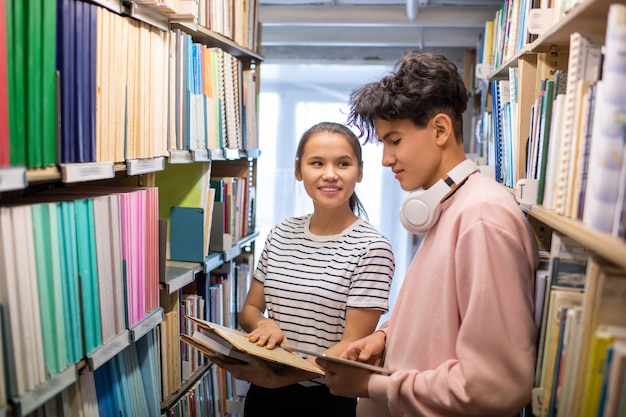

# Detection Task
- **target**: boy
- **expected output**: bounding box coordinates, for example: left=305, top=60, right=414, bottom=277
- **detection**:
left=318, top=51, right=538, bottom=417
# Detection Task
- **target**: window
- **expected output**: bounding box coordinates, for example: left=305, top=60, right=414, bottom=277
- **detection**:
left=256, top=63, right=419, bottom=321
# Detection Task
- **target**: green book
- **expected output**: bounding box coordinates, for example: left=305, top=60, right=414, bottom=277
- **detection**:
left=26, top=0, right=43, bottom=167
left=41, top=0, right=57, bottom=166
left=8, top=0, right=26, bottom=166
left=536, top=79, right=555, bottom=205
left=46, top=202, right=68, bottom=371
left=32, top=203, right=59, bottom=376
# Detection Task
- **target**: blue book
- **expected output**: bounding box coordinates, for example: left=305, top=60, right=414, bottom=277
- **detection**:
left=57, top=0, right=75, bottom=163
left=87, top=2, right=97, bottom=162
left=547, top=307, right=569, bottom=417
left=135, top=329, right=161, bottom=417
left=94, top=361, right=120, bottom=417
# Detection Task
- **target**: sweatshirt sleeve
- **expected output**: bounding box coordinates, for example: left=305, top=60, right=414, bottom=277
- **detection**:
left=367, top=219, right=538, bottom=416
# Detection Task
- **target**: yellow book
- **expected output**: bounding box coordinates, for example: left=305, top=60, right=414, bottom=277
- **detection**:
left=581, top=325, right=626, bottom=416
left=482, top=20, right=494, bottom=67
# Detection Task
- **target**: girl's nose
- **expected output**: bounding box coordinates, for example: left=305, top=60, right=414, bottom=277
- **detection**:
left=323, top=166, right=338, bottom=180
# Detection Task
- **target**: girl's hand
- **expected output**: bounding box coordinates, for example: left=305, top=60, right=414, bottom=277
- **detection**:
left=246, top=318, right=286, bottom=349
left=210, top=356, right=282, bottom=388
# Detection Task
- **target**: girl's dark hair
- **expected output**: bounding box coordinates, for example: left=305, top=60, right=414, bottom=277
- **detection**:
left=295, top=122, right=368, bottom=218
left=347, top=51, right=468, bottom=144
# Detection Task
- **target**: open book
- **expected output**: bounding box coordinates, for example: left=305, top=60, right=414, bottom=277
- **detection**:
left=181, top=316, right=324, bottom=376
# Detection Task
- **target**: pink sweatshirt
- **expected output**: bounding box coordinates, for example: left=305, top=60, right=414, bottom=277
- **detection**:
left=358, top=172, right=538, bottom=417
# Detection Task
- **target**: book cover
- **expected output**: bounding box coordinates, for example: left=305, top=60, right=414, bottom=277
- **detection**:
left=182, top=330, right=250, bottom=365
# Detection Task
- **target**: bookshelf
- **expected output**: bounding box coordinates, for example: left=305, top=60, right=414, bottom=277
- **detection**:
left=477, top=1, right=626, bottom=416
left=0, top=0, right=261, bottom=415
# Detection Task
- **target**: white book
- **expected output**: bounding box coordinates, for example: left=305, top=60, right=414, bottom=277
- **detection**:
left=583, top=4, right=626, bottom=232
left=553, top=32, right=601, bottom=215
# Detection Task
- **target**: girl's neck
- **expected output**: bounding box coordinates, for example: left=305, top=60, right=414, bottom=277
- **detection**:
left=309, top=210, right=358, bottom=236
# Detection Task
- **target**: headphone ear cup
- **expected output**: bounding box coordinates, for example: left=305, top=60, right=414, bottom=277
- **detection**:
left=399, top=159, right=479, bottom=234
left=399, top=189, right=443, bottom=234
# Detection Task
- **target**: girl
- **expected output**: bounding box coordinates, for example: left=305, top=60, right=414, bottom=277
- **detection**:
left=212, top=121, right=395, bottom=417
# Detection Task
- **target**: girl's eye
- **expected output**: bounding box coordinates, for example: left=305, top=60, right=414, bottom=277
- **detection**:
left=391, top=139, right=401, bottom=145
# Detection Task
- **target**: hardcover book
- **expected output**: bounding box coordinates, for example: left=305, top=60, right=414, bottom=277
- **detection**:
left=181, top=316, right=324, bottom=376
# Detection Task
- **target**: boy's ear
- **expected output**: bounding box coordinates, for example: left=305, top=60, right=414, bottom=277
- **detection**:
left=432, top=113, right=452, bottom=143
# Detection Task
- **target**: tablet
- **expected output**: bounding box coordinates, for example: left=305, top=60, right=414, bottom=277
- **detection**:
left=282, top=344, right=396, bottom=375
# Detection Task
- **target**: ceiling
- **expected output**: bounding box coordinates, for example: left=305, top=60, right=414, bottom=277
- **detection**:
left=257, top=0, right=503, bottom=66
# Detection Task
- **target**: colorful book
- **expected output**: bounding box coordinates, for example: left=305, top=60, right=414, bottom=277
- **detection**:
left=581, top=325, right=626, bottom=417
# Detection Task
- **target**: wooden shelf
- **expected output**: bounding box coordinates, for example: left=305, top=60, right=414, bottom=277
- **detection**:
left=488, top=0, right=619, bottom=79
left=171, top=22, right=263, bottom=65
left=162, top=261, right=203, bottom=294
left=529, top=0, right=617, bottom=53
left=526, top=205, right=626, bottom=271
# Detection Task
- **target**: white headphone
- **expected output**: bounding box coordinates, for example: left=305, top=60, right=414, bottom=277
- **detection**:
left=399, top=159, right=479, bottom=234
